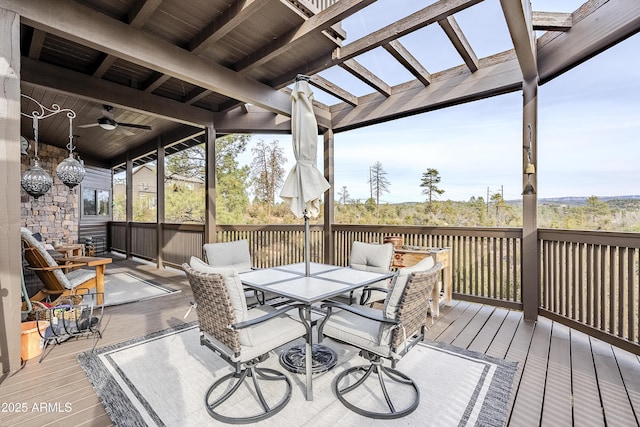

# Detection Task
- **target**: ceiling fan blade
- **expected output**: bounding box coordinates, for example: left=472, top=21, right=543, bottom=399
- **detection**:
left=118, top=122, right=152, bottom=130
left=115, top=127, right=135, bottom=136
left=77, top=123, right=100, bottom=128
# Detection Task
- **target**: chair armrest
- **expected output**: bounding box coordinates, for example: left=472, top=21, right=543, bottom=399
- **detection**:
left=320, top=301, right=396, bottom=324
left=28, top=262, right=88, bottom=271
left=232, top=303, right=305, bottom=330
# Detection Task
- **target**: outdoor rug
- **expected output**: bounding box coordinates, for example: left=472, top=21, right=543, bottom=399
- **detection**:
left=94, top=272, right=180, bottom=306
left=78, top=323, right=517, bottom=426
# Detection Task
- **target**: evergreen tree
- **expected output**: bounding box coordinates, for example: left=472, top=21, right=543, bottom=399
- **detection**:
left=368, top=161, right=390, bottom=212
left=337, top=186, right=350, bottom=205
left=420, top=168, right=445, bottom=206
left=250, top=139, right=286, bottom=217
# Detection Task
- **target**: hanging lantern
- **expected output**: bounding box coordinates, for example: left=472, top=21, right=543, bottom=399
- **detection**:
left=21, top=157, right=53, bottom=199
left=57, top=135, right=85, bottom=189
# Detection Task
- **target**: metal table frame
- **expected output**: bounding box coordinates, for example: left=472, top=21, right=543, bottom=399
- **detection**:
left=239, top=262, right=394, bottom=401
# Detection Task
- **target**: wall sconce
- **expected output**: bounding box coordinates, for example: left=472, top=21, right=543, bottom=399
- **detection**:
left=21, top=95, right=85, bottom=198
left=523, top=123, right=536, bottom=195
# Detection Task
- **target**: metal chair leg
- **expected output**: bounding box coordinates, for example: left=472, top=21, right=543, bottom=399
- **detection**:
left=334, top=357, right=420, bottom=419
left=205, top=365, right=292, bottom=424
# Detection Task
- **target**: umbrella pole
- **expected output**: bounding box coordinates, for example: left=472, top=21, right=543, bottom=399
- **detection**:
left=304, top=211, right=310, bottom=276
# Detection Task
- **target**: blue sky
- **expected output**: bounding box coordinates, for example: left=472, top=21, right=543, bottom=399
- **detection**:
left=242, top=1, right=640, bottom=202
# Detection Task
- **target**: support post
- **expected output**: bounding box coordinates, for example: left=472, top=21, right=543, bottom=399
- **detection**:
left=125, top=153, right=133, bottom=259
left=522, top=77, right=539, bottom=321
left=0, top=7, right=22, bottom=373
left=156, top=136, right=164, bottom=268
left=323, top=129, right=334, bottom=265
left=204, top=124, right=216, bottom=246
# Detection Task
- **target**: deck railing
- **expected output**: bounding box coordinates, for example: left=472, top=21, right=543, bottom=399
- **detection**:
left=107, top=222, right=640, bottom=353
left=539, top=229, right=640, bottom=353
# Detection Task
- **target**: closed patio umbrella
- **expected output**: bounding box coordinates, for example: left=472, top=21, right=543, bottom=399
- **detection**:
left=280, top=75, right=330, bottom=276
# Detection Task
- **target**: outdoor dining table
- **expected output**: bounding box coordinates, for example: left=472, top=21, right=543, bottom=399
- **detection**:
left=239, top=262, right=395, bottom=401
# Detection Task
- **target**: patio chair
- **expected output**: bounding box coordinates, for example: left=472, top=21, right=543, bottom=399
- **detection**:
left=202, top=239, right=265, bottom=304
left=336, top=241, right=394, bottom=305
left=21, top=228, right=100, bottom=306
left=183, top=262, right=306, bottom=424
left=318, top=262, right=441, bottom=419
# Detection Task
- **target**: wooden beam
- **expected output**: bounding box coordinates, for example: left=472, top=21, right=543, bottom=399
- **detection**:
left=27, top=28, right=46, bottom=59
left=532, top=11, right=572, bottom=31
left=383, top=40, right=432, bottom=86
left=309, top=74, right=358, bottom=106
left=438, top=15, right=479, bottom=72
left=94, top=0, right=162, bottom=78
left=189, top=0, right=267, bottom=54
left=340, top=59, right=391, bottom=97
left=331, top=51, right=522, bottom=132
left=0, top=6, right=22, bottom=374
left=500, top=0, right=537, bottom=81
left=537, top=0, right=640, bottom=83
left=234, top=0, right=375, bottom=73
left=2, top=0, right=293, bottom=116
left=212, top=105, right=292, bottom=134
left=143, top=74, right=171, bottom=93
left=334, top=0, right=483, bottom=62
left=184, top=88, right=212, bottom=105
left=21, top=57, right=214, bottom=126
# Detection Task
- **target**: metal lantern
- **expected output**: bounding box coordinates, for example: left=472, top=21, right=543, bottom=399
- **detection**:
left=57, top=135, right=85, bottom=189
left=57, top=153, right=85, bottom=189
left=21, top=157, right=53, bottom=199
left=21, top=95, right=83, bottom=197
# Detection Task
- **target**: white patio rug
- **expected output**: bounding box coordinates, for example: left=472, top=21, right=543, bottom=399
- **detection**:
left=96, top=272, right=181, bottom=306
left=78, top=323, right=517, bottom=426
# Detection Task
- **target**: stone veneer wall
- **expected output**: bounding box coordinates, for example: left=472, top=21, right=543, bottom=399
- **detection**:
left=21, top=142, right=80, bottom=245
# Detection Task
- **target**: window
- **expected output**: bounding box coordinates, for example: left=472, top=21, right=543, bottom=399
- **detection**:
left=83, top=189, right=111, bottom=217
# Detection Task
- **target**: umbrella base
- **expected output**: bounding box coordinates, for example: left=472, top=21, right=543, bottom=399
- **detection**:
left=279, top=344, right=338, bottom=374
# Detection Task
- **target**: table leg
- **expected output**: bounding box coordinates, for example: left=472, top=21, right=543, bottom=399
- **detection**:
left=304, top=306, right=313, bottom=401
left=95, top=264, right=106, bottom=306
left=444, top=262, right=452, bottom=306
left=431, top=281, right=440, bottom=318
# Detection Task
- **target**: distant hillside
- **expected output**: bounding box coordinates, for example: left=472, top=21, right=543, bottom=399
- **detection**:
left=537, top=195, right=640, bottom=206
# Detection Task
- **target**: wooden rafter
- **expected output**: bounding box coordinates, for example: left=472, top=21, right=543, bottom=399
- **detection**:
left=438, top=15, right=479, bottom=72
left=383, top=40, right=431, bottom=87
left=233, top=0, right=375, bottom=73
left=93, top=0, right=162, bottom=78
left=309, top=74, right=358, bottom=106
left=340, top=59, right=391, bottom=97
left=27, top=28, right=45, bottom=59
left=532, top=11, right=572, bottom=31
left=500, top=0, right=537, bottom=81
left=3, top=0, right=296, bottom=117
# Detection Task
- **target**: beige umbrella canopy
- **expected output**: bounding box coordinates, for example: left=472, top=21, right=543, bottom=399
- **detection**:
left=280, top=76, right=330, bottom=275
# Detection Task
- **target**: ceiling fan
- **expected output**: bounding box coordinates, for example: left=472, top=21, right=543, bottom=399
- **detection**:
left=78, top=105, right=152, bottom=136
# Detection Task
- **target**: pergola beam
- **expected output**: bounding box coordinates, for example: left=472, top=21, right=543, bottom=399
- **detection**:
left=340, top=59, right=391, bottom=97
left=500, top=0, right=537, bottom=81
left=532, top=11, right=572, bottom=31
left=233, top=0, right=375, bottom=73
left=309, top=74, right=359, bottom=106
left=383, top=40, right=432, bottom=87
left=438, top=15, right=479, bottom=72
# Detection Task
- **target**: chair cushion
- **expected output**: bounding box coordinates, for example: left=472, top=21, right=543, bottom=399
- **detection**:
left=189, top=256, right=248, bottom=325
left=21, top=227, right=70, bottom=288
left=322, top=306, right=393, bottom=358
left=384, top=256, right=435, bottom=319
left=203, top=240, right=252, bottom=272
left=349, top=241, right=394, bottom=273
left=65, top=269, right=97, bottom=290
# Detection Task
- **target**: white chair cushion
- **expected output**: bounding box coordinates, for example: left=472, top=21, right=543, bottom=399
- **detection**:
left=383, top=256, right=435, bottom=319
left=189, top=256, right=248, bottom=326
left=322, top=306, right=395, bottom=358
left=349, top=241, right=394, bottom=273
left=21, top=227, right=70, bottom=288
left=65, top=269, right=97, bottom=290
left=203, top=240, right=252, bottom=272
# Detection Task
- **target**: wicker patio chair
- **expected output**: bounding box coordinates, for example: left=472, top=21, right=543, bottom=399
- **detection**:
left=183, top=262, right=306, bottom=424
left=318, top=262, right=441, bottom=419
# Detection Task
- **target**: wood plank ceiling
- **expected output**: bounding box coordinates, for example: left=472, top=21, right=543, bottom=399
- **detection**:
left=4, top=0, right=639, bottom=168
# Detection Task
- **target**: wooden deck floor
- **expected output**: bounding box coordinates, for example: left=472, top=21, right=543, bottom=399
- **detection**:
left=2, top=257, right=639, bottom=426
